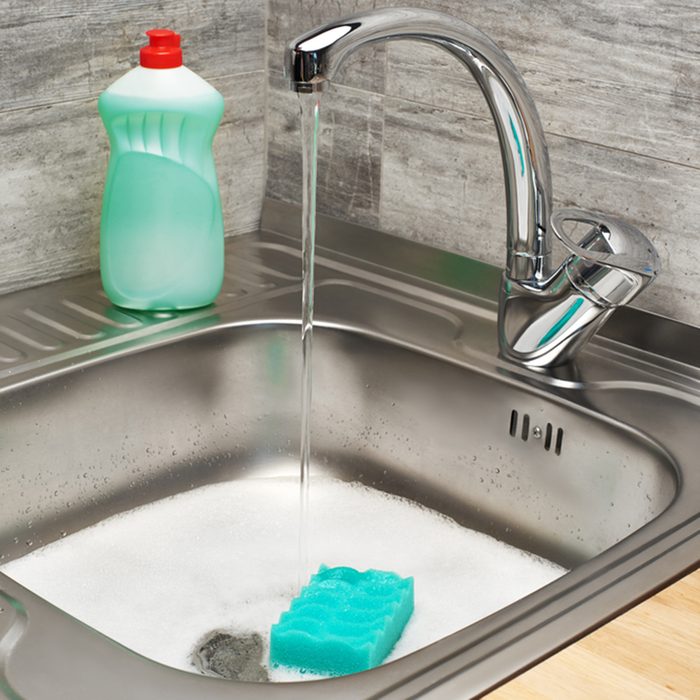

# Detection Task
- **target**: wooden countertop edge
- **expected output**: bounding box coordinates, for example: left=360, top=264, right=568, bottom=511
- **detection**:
left=484, top=568, right=700, bottom=700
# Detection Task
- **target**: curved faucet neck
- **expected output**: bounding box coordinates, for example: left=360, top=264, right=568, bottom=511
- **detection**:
left=286, top=7, right=553, bottom=283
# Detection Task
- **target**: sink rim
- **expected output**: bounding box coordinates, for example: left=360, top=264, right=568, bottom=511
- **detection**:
left=0, top=201, right=697, bottom=699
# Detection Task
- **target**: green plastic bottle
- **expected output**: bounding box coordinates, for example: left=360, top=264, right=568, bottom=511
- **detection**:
left=98, top=29, right=225, bottom=310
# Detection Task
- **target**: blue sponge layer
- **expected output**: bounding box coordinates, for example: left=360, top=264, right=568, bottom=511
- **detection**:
left=270, top=565, right=414, bottom=676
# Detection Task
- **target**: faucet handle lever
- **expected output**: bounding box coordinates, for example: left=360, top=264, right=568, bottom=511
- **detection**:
left=551, top=208, right=660, bottom=308
left=551, top=208, right=660, bottom=279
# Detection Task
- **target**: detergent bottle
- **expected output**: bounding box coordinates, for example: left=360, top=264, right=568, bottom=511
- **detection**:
left=99, top=29, right=225, bottom=310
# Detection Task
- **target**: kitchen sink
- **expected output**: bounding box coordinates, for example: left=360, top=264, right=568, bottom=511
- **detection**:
left=0, top=200, right=697, bottom=699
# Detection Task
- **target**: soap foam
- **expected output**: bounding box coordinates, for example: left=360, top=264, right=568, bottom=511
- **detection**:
left=1, top=477, right=566, bottom=681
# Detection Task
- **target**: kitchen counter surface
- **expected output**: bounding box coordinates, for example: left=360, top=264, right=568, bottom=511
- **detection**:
left=487, top=568, right=699, bottom=699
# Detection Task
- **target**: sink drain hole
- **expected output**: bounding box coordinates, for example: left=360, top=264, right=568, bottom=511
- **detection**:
left=192, top=631, right=269, bottom=682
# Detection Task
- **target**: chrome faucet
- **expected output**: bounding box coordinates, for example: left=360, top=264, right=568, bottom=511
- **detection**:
left=286, top=7, right=660, bottom=368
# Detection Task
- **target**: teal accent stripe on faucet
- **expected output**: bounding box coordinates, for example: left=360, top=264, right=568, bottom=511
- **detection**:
left=509, top=115, right=525, bottom=176
left=537, top=298, right=585, bottom=348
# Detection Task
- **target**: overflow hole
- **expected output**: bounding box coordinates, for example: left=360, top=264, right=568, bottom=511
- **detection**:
left=521, top=414, right=530, bottom=441
left=509, top=410, right=563, bottom=456
left=509, top=410, right=518, bottom=437
left=555, top=427, right=564, bottom=455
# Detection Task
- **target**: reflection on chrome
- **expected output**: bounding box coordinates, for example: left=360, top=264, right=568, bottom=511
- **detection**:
left=286, top=8, right=660, bottom=367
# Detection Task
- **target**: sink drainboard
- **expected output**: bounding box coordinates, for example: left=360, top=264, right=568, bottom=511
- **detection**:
left=0, top=203, right=697, bottom=699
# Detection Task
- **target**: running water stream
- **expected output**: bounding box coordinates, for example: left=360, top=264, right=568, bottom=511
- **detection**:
left=0, top=83, right=570, bottom=686
left=297, top=92, right=321, bottom=591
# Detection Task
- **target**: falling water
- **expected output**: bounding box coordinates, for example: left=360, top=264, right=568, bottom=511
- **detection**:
left=297, top=91, right=321, bottom=591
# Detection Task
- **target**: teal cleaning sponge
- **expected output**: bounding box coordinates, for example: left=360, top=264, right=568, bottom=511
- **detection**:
left=270, top=565, right=414, bottom=676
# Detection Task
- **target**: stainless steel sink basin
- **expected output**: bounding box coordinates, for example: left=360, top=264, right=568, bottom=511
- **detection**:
left=0, top=200, right=698, bottom=699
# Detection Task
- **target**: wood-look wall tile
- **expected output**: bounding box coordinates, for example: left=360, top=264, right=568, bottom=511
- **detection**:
left=0, top=0, right=265, bottom=110
left=383, top=0, right=700, bottom=166
left=380, top=97, right=700, bottom=325
left=549, top=134, right=700, bottom=325
left=379, top=97, right=506, bottom=265
left=267, top=0, right=386, bottom=94
left=0, top=70, right=266, bottom=295
left=211, top=72, right=266, bottom=236
left=0, top=95, right=105, bottom=293
left=381, top=0, right=699, bottom=99
left=265, top=0, right=699, bottom=326
left=266, top=72, right=383, bottom=228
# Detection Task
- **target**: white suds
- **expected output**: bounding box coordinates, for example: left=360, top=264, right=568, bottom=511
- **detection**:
left=1, top=477, right=566, bottom=681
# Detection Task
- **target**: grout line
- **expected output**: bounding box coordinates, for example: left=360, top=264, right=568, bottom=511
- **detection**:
left=380, top=91, right=700, bottom=174
left=544, top=131, right=700, bottom=173
left=0, top=69, right=267, bottom=116
left=377, top=35, right=390, bottom=230
left=261, top=0, right=270, bottom=216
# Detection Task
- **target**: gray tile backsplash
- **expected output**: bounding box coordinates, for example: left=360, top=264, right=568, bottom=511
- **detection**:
left=2, top=1, right=698, bottom=328
left=266, top=0, right=700, bottom=327
left=0, top=0, right=266, bottom=295
left=266, top=72, right=384, bottom=230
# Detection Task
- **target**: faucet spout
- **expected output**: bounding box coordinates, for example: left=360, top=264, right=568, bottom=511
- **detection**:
left=286, top=8, right=660, bottom=368
left=286, top=7, right=553, bottom=284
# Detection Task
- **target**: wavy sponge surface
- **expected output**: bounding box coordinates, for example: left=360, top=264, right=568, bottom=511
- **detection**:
left=270, top=565, right=414, bottom=676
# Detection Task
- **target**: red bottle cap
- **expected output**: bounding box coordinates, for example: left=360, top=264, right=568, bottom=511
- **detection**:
left=140, top=29, right=183, bottom=69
